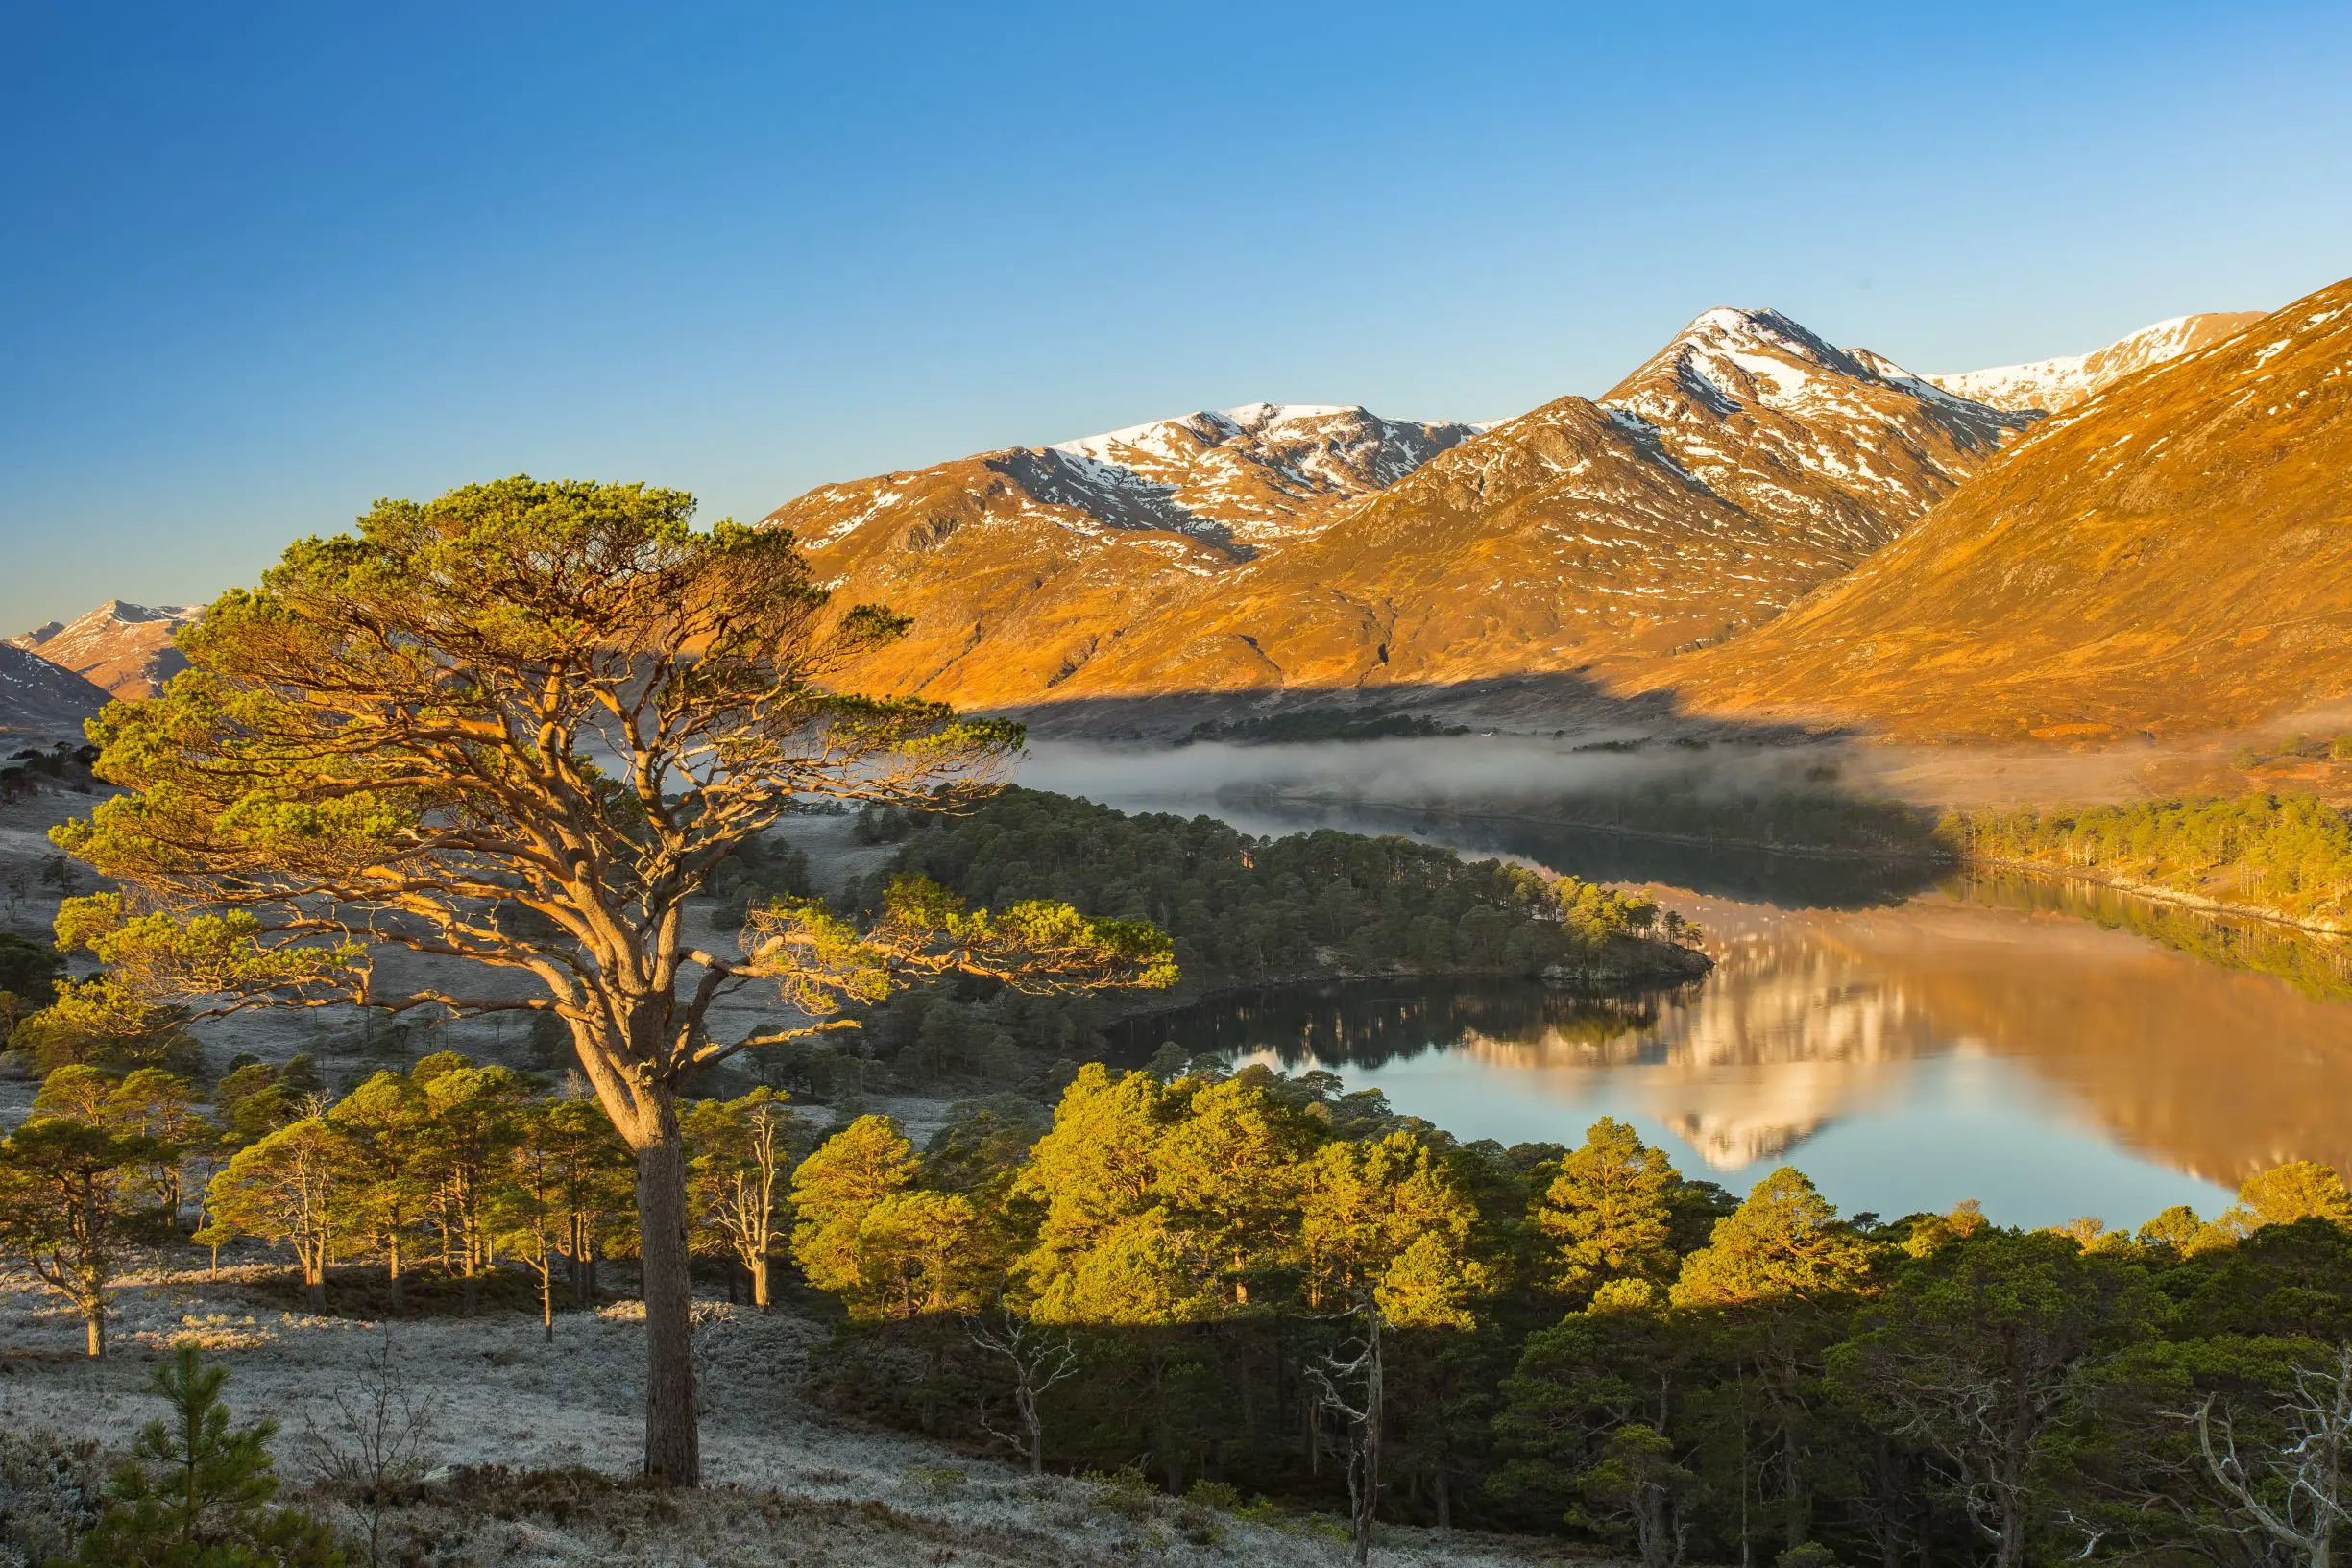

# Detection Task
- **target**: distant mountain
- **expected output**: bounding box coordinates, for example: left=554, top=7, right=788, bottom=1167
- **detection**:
left=1656, top=278, right=2352, bottom=739
left=0, top=643, right=110, bottom=742
left=1023, top=308, right=2033, bottom=700
left=11, top=599, right=201, bottom=700
left=1044, top=403, right=1485, bottom=549
left=766, top=311, right=2030, bottom=712
left=1926, top=311, right=2265, bottom=414
left=764, top=405, right=1477, bottom=705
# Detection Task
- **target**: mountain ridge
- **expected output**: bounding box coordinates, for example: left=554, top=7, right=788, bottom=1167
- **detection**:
left=1650, top=278, right=2352, bottom=739
left=772, top=307, right=2034, bottom=712
left=1926, top=310, right=2266, bottom=414
left=11, top=599, right=203, bottom=701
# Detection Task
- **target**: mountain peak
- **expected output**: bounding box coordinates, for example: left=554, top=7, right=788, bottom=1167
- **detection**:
left=9, top=599, right=203, bottom=700
left=1657, top=277, right=2352, bottom=738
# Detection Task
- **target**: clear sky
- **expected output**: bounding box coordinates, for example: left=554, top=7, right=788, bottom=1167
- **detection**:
left=4, top=1, right=2348, bottom=633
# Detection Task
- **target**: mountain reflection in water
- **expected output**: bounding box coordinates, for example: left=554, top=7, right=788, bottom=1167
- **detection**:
left=1046, top=761, right=2352, bottom=1230
left=1110, top=889, right=2352, bottom=1230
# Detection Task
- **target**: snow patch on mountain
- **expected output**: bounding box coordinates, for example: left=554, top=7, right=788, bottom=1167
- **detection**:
left=1926, top=311, right=2267, bottom=414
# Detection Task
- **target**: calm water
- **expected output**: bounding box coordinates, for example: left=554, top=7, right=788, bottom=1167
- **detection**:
left=1027, top=750, right=2352, bottom=1231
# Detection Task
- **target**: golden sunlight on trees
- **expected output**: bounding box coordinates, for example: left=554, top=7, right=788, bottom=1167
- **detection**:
left=1532, top=1116, right=1680, bottom=1300
left=42, top=476, right=1173, bottom=1484
left=2233, top=1159, right=2352, bottom=1228
left=203, top=1117, right=353, bottom=1314
left=1669, top=1168, right=1877, bottom=1308
left=0, top=1114, right=161, bottom=1356
left=20, top=1029, right=2352, bottom=1558
left=683, top=1088, right=794, bottom=1311
left=788, top=1113, right=922, bottom=1315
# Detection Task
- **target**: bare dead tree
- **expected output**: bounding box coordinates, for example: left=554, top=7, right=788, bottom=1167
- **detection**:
left=2195, top=1342, right=2352, bottom=1568
left=1308, top=1292, right=1387, bottom=1568
left=967, top=1310, right=1080, bottom=1476
left=301, top=1332, right=446, bottom=1568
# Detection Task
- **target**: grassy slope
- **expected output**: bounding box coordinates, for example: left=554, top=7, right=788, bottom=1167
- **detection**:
left=1651, top=277, right=2352, bottom=739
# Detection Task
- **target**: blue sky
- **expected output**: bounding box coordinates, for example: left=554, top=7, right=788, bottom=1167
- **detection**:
left=4, top=1, right=2348, bottom=632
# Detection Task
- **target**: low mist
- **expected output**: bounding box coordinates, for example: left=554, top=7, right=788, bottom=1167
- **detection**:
left=1019, top=735, right=1846, bottom=819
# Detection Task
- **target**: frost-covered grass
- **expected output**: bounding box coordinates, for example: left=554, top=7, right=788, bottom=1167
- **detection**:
left=0, top=1255, right=1604, bottom=1567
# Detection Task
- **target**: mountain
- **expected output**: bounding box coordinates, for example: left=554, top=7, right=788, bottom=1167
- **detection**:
left=10, top=600, right=202, bottom=700
left=1043, top=403, right=1484, bottom=549
left=1026, top=308, right=2033, bottom=701
left=0, top=643, right=111, bottom=742
left=764, top=405, right=1477, bottom=705
left=769, top=310, right=2030, bottom=713
left=1656, top=277, right=2352, bottom=739
left=1926, top=311, right=2265, bottom=414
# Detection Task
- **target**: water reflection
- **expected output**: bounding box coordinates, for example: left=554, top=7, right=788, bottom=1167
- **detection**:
left=1109, top=889, right=2352, bottom=1229
left=1047, top=764, right=2352, bottom=1230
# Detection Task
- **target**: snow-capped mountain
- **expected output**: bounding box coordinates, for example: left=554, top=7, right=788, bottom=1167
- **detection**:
left=1599, top=307, right=2031, bottom=559
left=11, top=599, right=203, bottom=700
left=1925, top=311, right=2265, bottom=414
left=759, top=403, right=1479, bottom=701
left=0, top=643, right=111, bottom=741
left=1044, top=403, right=1484, bottom=547
left=763, top=307, right=2035, bottom=712
left=779, top=402, right=1477, bottom=557
left=1036, top=308, right=2033, bottom=702
left=1662, top=280, right=2352, bottom=738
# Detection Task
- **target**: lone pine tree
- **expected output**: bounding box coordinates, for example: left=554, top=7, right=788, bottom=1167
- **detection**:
left=52, top=476, right=1172, bottom=1484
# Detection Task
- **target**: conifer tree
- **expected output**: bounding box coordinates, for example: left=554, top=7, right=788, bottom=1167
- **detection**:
left=1298, top=1130, right=1483, bottom=1314
left=204, top=1117, right=358, bottom=1312
left=2233, top=1159, right=2352, bottom=1230
left=789, top=1114, right=920, bottom=1311
left=1533, top=1117, right=1681, bottom=1300
left=540, top=1093, right=635, bottom=1304
left=1154, top=1074, right=1312, bottom=1307
left=683, top=1087, right=793, bottom=1310
left=47, top=477, right=1171, bottom=1482
left=327, top=1071, right=433, bottom=1311
left=1670, top=1168, right=1876, bottom=1308
left=856, top=1189, right=993, bottom=1317
left=109, top=1067, right=205, bottom=1216
left=1011, top=1064, right=1183, bottom=1318
left=0, top=1114, right=160, bottom=1356
left=69, top=1346, right=341, bottom=1567
left=492, top=1101, right=573, bottom=1339
left=30, top=1063, right=116, bottom=1122
left=409, top=1058, right=526, bottom=1313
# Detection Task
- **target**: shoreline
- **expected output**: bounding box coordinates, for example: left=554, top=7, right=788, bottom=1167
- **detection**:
left=1261, top=791, right=2352, bottom=942
left=1952, top=854, right=2352, bottom=940
left=1091, top=938, right=1713, bottom=1032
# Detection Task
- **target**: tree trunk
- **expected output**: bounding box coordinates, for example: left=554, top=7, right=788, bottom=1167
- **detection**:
left=1355, top=1309, right=1383, bottom=1568
left=85, top=1303, right=104, bottom=1359
left=1996, top=1504, right=2026, bottom=1568
left=542, top=1262, right=554, bottom=1342
left=750, top=1254, right=770, bottom=1312
left=389, top=1235, right=403, bottom=1313
left=636, top=1131, right=701, bottom=1486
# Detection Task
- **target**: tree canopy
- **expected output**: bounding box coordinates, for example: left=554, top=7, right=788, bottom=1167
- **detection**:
left=43, top=477, right=1173, bottom=1484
